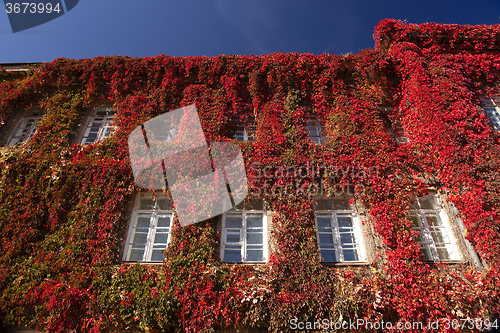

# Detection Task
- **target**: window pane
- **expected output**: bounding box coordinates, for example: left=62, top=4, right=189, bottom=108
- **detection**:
left=226, top=231, right=240, bottom=243
left=308, top=126, right=319, bottom=136
left=132, top=231, right=148, bottom=244
left=394, top=125, right=405, bottom=137
left=337, top=215, right=353, bottom=228
left=437, top=247, right=451, bottom=260
left=102, top=126, right=112, bottom=138
left=318, top=232, right=334, bottom=245
left=154, top=232, right=169, bottom=244
left=139, top=197, right=155, bottom=210
left=409, top=197, right=420, bottom=209
left=158, top=199, right=172, bottom=210
left=485, top=107, right=500, bottom=117
left=28, top=109, right=43, bottom=117
left=246, top=199, right=263, bottom=211
left=307, top=116, right=323, bottom=143
left=420, top=245, right=433, bottom=261
left=408, top=214, right=421, bottom=227
left=340, top=233, right=356, bottom=244
left=247, top=214, right=263, bottom=227
left=94, top=107, right=115, bottom=116
left=247, top=126, right=256, bottom=142
left=491, top=117, right=500, bottom=128
left=316, top=199, right=332, bottom=210
left=246, top=245, right=263, bottom=262
left=426, top=214, right=442, bottom=227
left=316, top=198, right=352, bottom=210
left=342, top=249, right=359, bottom=261
left=151, top=249, right=164, bottom=262
left=246, top=250, right=263, bottom=262
left=224, top=245, right=242, bottom=263
left=482, top=97, right=493, bottom=104
left=247, top=230, right=263, bottom=245
left=234, top=127, right=244, bottom=141
left=320, top=249, right=336, bottom=262
left=157, top=215, right=171, bottom=227
left=331, top=198, right=351, bottom=210
left=226, top=215, right=243, bottom=228
left=414, top=229, right=424, bottom=242
left=317, top=216, right=331, bottom=228
left=392, top=119, right=408, bottom=143
left=136, top=215, right=151, bottom=227
left=236, top=199, right=263, bottom=211
left=431, top=230, right=447, bottom=244
left=421, top=231, right=435, bottom=244
left=9, top=138, right=22, bottom=145
left=102, top=128, right=112, bottom=138
left=308, top=118, right=319, bottom=125
left=484, top=107, right=498, bottom=115
left=491, top=96, right=500, bottom=105
left=129, top=247, right=145, bottom=261
left=234, top=201, right=245, bottom=210
left=419, top=196, right=439, bottom=210
left=486, top=108, right=499, bottom=119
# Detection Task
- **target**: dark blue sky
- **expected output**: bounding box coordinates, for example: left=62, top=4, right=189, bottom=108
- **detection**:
left=1, top=0, right=500, bottom=63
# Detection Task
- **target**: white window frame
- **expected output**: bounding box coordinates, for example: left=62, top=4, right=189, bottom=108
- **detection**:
left=409, top=195, right=459, bottom=262
left=480, top=96, right=500, bottom=130
left=7, top=108, right=44, bottom=146
left=221, top=201, right=268, bottom=263
left=123, top=194, right=174, bottom=262
left=315, top=199, right=365, bottom=263
left=307, top=115, right=325, bottom=144
left=80, top=106, right=116, bottom=145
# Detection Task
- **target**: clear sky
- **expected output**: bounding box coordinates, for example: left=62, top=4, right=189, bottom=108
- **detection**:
left=1, top=0, right=500, bottom=63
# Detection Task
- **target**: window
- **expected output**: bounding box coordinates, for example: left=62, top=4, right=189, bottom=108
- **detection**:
left=80, top=106, right=116, bottom=145
left=380, top=106, right=408, bottom=144
left=391, top=119, right=409, bottom=144
left=450, top=203, right=482, bottom=267
left=315, top=197, right=365, bottom=263
left=307, top=115, right=324, bottom=144
left=408, top=195, right=458, bottom=261
left=123, top=194, right=174, bottom=262
left=221, top=199, right=267, bottom=263
left=233, top=124, right=256, bottom=142
left=480, top=96, right=500, bottom=130
left=7, top=108, right=44, bottom=146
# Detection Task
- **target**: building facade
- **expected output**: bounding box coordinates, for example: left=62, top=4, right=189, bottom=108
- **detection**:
left=0, top=19, right=499, bottom=332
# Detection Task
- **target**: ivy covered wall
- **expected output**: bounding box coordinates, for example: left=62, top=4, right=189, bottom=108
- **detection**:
left=0, top=19, right=499, bottom=332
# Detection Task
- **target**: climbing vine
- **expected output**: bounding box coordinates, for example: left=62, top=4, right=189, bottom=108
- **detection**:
left=0, top=19, right=499, bottom=332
